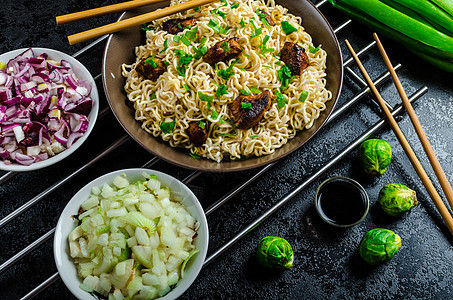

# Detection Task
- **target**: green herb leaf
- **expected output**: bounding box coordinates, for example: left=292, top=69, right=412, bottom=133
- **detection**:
left=144, top=56, right=158, bottom=68
left=141, top=24, right=153, bottom=31
left=150, top=92, right=157, bottom=100
left=255, top=9, right=271, bottom=28
left=185, top=26, right=198, bottom=40
left=208, top=19, right=230, bottom=34
left=221, top=41, right=230, bottom=52
left=220, top=0, right=228, bottom=7
left=217, top=58, right=240, bottom=80
left=239, top=68, right=246, bottom=71
left=277, top=65, right=292, bottom=89
left=218, top=119, right=238, bottom=137
left=250, top=87, right=261, bottom=94
left=309, top=45, right=320, bottom=53
left=259, top=35, right=274, bottom=55
left=250, top=20, right=262, bottom=40
left=276, top=92, right=287, bottom=109
left=198, top=120, right=206, bottom=129
left=193, top=7, right=200, bottom=12
left=173, top=35, right=181, bottom=43
left=183, top=84, right=190, bottom=91
left=160, top=40, right=168, bottom=54
left=241, top=102, right=252, bottom=109
left=231, top=2, right=239, bottom=8
left=243, top=53, right=250, bottom=57
left=181, top=35, right=191, bottom=46
left=263, top=65, right=272, bottom=69
left=250, top=135, right=258, bottom=139
left=189, top=152, right=201, bottom=159
left=216, top=84, right=228, bottom=99
left=240, top=89, right=250, bottom=96
left=299, top=91, right=308, bottom=102
left=198, top=91, right=214, bottom=109
left=281, top=21, right=297, bottom=35
left=160, top=120, right=175, bottom=133
left=219, top=119, right=225, bottom=124
left=164, top=61, right=170, bottom=66
left=240, top=18, right=245, bottom=28
left=174, top=50, right=193, bottom=77
left=211, top=110, right=219, bottom=120
left=211, top=8, right=227, bottom=19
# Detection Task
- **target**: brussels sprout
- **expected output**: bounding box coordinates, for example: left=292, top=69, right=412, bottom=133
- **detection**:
left=359, top=228, right=401, bottom=265
left=255, top=236, right=294, bottom=269
left=379, top=183, right=418, bottom=217
left=359, top=139, right=392, bottom=176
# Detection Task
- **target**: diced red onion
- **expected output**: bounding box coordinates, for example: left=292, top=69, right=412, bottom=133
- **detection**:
left=67, top=132, right=84, bottom=148
left=14, top=152, right=35, bottom=166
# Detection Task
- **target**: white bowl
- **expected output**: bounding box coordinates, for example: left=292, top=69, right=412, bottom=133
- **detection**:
left=0, top=47, right=99, bottom=171
left=54, top=168, right=209, bottom=299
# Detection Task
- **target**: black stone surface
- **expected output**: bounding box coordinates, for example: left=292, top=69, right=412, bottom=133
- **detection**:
left=1, top=0, right=453, bottom=299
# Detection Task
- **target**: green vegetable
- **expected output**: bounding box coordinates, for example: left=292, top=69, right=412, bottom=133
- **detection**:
left=121, top=212, right=159, bottom=235
left=216, top=83, right=228, bottom=98
left=241, top=102, right=252, bottom=109
left=185, top=26, right=198, bottom=40
left=211, top=8, right=227, bottom=19
left=189, top=152, right=201, bottom=159
left=198, top=91, right=214, bottom=108
left=160, top=40, right=168, bottom=54
left=221, top=41, right=230, bottom=52
left=160, top=120, right=176, bottom=134
left=183, top=83, right=190, bottom=91
left=181, top=249, right=200, bottom=278
left=358, top=228, right=401, bottom=265
left=309, top=45, right=320, bottom=53
left=378, top=183, right=418, bottom=216
left=259, top=35, right=275, bottom=55
left=181, top=35, right=191, bottom=46
left=281, top=21, right=297, bottom=35
left=277, top=65, right=292, bottom=89
left=239, top=89, right=250, bottom=96
left=256, top=9, right=271, bottom=28
left=211, top=110, right=219, bottom=120
left=144, top=56, right=158, bottom=68
left=299, top=91, right=309, bottom=102
left=231, top=2, right=239, bottom=9
left=150, top=92, right=157, bottom=100
left=174, top=49, right=193, bottom=77
left=250, top=87, right=261, bottom=94
left=250, top=20, right=262, bottom=40
left=240, top=18, right=245, bottom=28
left=208, top=19, right=231, bottom=34
left=327, top=0, right=453, bottom=71
left=217, top=58, right=240, bottom=80
left=359, top=139, right=392, bottom=176
left=193, top=37, right=208, bottom=59
left=276, top=92, right=287, bottom=109
left=255, top=236, right=294, bottom=269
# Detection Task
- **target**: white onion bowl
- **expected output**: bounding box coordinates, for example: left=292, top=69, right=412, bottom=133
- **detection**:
left=54, top=168, right=209, bottom=299
left=0, top=47, right=99, bottom=171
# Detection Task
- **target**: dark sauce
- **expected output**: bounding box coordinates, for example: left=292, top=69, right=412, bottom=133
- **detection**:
left=316, top=178, right=368, bottom=226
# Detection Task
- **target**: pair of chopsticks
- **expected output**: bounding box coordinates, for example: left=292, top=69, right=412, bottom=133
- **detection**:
left=346, top=33, right=453, bottom=235
left=56, top=0, right=218, bottom=45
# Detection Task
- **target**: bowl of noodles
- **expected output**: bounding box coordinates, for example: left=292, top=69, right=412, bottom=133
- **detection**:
left=103, top=0, right=343, bottom=172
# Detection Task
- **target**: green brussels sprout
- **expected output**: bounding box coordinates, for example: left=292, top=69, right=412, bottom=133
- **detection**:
left=359, top=139, right=392, bottom=176
left=379, top=183, right=418, bottom=217
left=359, top=228, right=401, bottom=265
left=255, top=236, right=294, bottom=269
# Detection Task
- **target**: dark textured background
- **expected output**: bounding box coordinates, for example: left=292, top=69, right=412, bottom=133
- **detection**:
left=1, top=0, right=453, bottom=299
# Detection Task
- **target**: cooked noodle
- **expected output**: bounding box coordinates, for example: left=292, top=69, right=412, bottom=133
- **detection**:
left=122, top=0, right=331, bottom=162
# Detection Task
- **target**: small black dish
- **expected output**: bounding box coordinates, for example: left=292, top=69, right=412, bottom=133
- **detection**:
left=315, top=177, right=370, bottom=228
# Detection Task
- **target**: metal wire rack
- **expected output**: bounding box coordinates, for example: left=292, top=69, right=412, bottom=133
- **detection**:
left=0, top=0, right=430, bottom=298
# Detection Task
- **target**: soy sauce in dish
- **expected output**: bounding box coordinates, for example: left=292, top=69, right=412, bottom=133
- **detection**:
left=316, top=178, right=368, bottom=226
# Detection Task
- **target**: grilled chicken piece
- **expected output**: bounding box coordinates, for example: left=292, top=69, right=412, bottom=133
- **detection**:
left=162, top=17, right=197, bottom=34
left=187, top=121, right=208, bottom=146
left=135, top=56, right=167, bottom=81
left=280, top=42, right=309, bottom=76
left=229, top=90, right=271, bottom=130
left=203, top=37, right=242, bottom=65
left=263, top=12, right=276, bottom=26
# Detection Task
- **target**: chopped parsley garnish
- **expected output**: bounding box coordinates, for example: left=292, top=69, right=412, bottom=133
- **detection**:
left=174, top=50, right=193, bottom=77
left=241, top=102, right=252, bottom=109
left=160, top=120, right=175, bottom=133
left=259, top=35, right=275, bottom=55
left=181, top=35, right=191, bottom=46
left=150, top=92, right=157, bottom=100
left=239, top=89, right=250, bottom=96
left=141, top=23, right=153, bottom=31
left=250, top=87, right=261, bottom=94
left=243, top=53, right=250, bottom=57
left=220, top=0, right=228, bottom=7
left=217, top=58, right=240, bottom=80
left=219, top=119, right=225, bottom=124
left=208, top=19, right=231, bottom=34
left=240, top=18, right=245, bottom=28
left=173, top=35, right=181, bottom=43
left=276, top=92, right=287, bottom=109
left=211, top=8, right=227, bottom=19
left=183, top=84, right=190, bottom=91
left=299, top=91, right=309, bottom=102
left=198, top=91, right=214, bottom=108
left=193, top=37, right=208, bottom=59
left=198, top=120, right=206, bottom=129
left=281, top=21, right=297, bottom=35
left=276, top=61, right=282, bottom=66
left=216, top=84, right=228, bottom=98
left=211, top=110, right=219, bottom=120
left=164, top=61, right=170, bottom=66
left=250, top=135, right=258, bottom=139
left=309, top=45, right=320, bottom=53
left=250, top=20, right=262, bottom=40
left=277, top=65, right=292, bottom=89
left=160, top=40, right=168, bottom=54
left=190, top=152, right=201, bottom=159
left=144, top=56, right=158, bottom=68
left=185, top=26, right=198, bottom=40
left=255, top=9, right=270, bottom=28
left=193, top=7, right=200, bottom=12
left=221, top=42, right=230, bottom=52
left=231, top=2, right=239, bottom=8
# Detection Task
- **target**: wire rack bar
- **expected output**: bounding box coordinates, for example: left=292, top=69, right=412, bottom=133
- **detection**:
left=204, top=86, right=428, bottom=266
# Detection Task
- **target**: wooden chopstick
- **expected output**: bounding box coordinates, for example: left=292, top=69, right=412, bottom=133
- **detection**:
left=344, top=38, right=453, bottom=236
left=56, top=0, right=168, bottom=25
left=67, top=0, right=218, bottom=45
left=373, top=33, right=453, bottom=210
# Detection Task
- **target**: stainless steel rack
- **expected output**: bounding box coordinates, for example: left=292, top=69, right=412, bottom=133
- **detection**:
left=0, top=0, right=429, bottom=298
